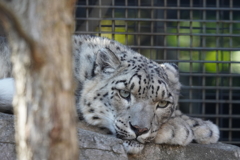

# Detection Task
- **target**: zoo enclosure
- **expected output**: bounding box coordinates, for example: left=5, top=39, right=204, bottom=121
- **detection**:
left=75, top=0, right=240, bottom=147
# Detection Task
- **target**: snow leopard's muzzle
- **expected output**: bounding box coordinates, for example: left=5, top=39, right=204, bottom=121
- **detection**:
left=114, top=101, right=174, bottom=143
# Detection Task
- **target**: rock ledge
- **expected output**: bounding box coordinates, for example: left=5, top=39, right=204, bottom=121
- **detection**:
left=0, top=113, right=239, bottom=160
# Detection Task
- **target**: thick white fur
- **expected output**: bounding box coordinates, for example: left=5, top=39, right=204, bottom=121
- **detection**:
left=123, top=140, right=144, bottom=154
left=154, top=116, right=194, bottom=145
left=154, top=111, right=220, bottom=146
left=72, top=35, right=219, bottom=154
left=0, top=35, right=220, bottom=154
left=193, top=119, right=220, bottom=144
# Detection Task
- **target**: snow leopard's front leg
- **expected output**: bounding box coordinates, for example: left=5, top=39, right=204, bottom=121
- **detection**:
left=154, top=114, right=194, bottom=145
left=154, top=110, right=219, bottom=145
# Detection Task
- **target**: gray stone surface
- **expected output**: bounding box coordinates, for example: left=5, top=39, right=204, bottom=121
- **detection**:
left=0, top=113, right=15, bottom=160
left=0, top=143, right=16, bottom=160
left=129, top=142, right=240, bottom=160
left=0, top=112, right=240, bottom=160
left=78, top=129, right=127, bottom=160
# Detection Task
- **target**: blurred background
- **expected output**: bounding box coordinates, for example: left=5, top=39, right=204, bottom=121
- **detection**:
left=75, top=0, right=240, bottom=146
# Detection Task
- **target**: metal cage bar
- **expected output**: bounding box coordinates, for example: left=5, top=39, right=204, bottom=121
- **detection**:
left=75, top=0, right=240, bottom=147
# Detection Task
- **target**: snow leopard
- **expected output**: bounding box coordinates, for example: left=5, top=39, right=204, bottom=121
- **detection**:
left=0, top=35, right=219, bottom=154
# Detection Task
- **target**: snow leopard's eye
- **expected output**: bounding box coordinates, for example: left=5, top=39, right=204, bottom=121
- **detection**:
left=119, top=90, right=131, bottom=100
left=156, top=100, right=169, bottom=109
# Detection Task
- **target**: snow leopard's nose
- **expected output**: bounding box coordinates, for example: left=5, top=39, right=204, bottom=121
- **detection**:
left=129, top=122, right=149, bottom=137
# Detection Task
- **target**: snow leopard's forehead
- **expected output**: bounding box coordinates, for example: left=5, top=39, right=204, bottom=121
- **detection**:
left=110, top=56, right=174, bottom=101
left=73, top=35, right=180, bottom=100
left=104, top=40, right=170, bottom=83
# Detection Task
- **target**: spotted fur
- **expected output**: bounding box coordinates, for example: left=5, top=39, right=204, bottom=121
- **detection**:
left=73, top=35, right=219, bottom=154
left=0, top=35, right=220, bottom=154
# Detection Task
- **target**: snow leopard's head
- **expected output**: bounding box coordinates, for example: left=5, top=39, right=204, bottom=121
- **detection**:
left=75, top=35, right=180, bottom=143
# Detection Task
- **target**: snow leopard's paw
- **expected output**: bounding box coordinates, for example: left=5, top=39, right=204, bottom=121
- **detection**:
left=192, top=119, right=220, bottom=144
left=154, top=116, right=194, bottom=146
left=123, top=140, right=144, bottom=154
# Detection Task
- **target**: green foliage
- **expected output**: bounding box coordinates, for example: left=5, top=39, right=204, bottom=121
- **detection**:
left=96, top=20, right=134, bottom=45
left=166, top=21, right=240, bottom=74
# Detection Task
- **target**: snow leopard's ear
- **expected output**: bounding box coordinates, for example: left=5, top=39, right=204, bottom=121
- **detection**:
left=160, top=63, right=181, bottom=93
left=94, top=47, right=121, bottom=75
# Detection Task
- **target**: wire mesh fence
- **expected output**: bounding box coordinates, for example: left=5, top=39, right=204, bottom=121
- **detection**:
left=75, top=0, right=240, bottom=146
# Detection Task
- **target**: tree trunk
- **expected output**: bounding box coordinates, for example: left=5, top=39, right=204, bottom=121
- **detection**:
left=0, top=0, right=78, bottom=159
